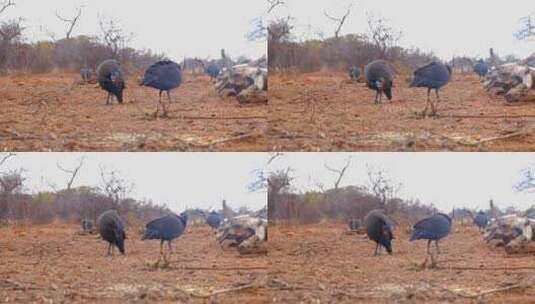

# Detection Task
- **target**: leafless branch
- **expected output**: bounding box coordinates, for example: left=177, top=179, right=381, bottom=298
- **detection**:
left=55, top=6, right=83, bottom=39
left=0, top=0, right=15, bottom=16
left=367, top=12, right=402, bottom=59
left=324, top=4, right=352, bottom=38
left=0, top=153, right=15, bottom=167
left=324, top=157, right=351, bottom=190
left=57, top=156, right=85, bottom=190
left=267, top=152, right=284, bottom=165
left=267, top=0, right=284, bottom=13
left=99, top=164, right=134, bottom=206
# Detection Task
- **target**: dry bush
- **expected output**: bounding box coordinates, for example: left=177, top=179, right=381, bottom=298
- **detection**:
left=269, top=185, right=436, bottom=225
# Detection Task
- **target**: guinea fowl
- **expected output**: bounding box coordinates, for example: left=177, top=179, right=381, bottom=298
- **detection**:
left=473, top=60, right=489, bottom=79
left=142, top=212, right=188, bottom=267
left=364, top=60, right=394, bottom=104
left=140, top=60, right=182, bottom=117
left=410, top=61, right=452, bottom=117
left=97, top=59, right=125, bottom=105
left=410, top=213, right=452, bottom=268
left=97, top=210, right=126, bottom=256
left=364, top=209, right=394, bottom=255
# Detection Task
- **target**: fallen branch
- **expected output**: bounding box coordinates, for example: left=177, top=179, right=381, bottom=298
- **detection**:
left=445, top=279, right=534, bottom=299
left=195, top=133, right=263, bottom=148
left=177, top=279, right=261, bottom=298
left=179, top=115, right=266, bottom=120
left=441, top=114, right=535, bottom=119
left=177, top=266, right=268, bottom=271
left=440, top=265, right=535, bottom=271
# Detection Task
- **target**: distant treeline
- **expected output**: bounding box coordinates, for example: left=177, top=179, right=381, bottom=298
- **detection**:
left=268, top=17, right=436, bottom=73
left=0, top=185, right=171, bottom=227
left=268, top=184, right=436, bottom=225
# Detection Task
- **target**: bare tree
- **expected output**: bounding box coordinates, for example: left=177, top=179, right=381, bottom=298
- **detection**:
left=0, top=19, right=23, bottom=42
left=367, top=13, right=402, bottom=59
left=98, top=15, right=133, bottom=59
left=0, top=152, right=15, bottom=167
left=55, top=6, right=83, bottom=39
left=0, top=0, right=15, bottom=16
left=268, top=16, right=294, bottom=43
left=0, top=169, right=24, bottom=195
left=99, top=165, right=134, bottom=206
left=267, top=0, right=284, bottom=13
left=57, top=157, right=85, bottom=190
left=324, top=157, right=351, bottom=190
left=366, top=164, right=401, bottom=208
left=268, top=168, right=293, bottom=195
left=515, top=15, right=535, bottom=41
left=324, top=4, right=353, bottom=39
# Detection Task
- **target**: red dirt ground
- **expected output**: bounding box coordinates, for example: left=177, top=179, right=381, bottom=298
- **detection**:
left=269, top=71, right=535, bottom=151
left=268, top=223, right=535, bottom=303
left=0, top=73, right=266, bottom=151
left=0, top=224, right=268, bottom=303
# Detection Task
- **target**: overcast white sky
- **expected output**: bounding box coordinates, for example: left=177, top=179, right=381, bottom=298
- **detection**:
left=0, top=153, right=267, bottom=213
left=5, top=0, right=266, bottom=60
left=270, top=0, right=535, bottom=60
left=269, top=153, right=535, bottom=212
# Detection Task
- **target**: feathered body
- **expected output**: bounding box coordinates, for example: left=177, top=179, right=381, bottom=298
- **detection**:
left=410, top=213, right=451, bottom=242
left=410, top=62, right=452, bottom=90
left=364, top=209, right=394, bottom=254
left=97, top=210, right=126, bottom=254
left=97, top=60, right=125, bottom=104
left=141, top=60, right=182, bottom=92
left=364, top=60, right=394, bottom=103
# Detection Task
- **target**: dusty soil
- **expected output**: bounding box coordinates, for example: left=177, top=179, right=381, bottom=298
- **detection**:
left=268, top=223, right=535, bottom=303
left=0, top=73, right=267, bottom=151
left=0, top=224, right=268, bottom=303
left=269, top=71, right=535, bottom=151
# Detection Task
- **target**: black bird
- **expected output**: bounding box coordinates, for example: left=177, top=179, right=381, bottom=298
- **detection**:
left=410, top=213, right=452, bottom=268
left=80, top=68, right=93, bottom=83
left=473, top=60, right=489, bottom=79
left=364, top=60, right=394, bottom=104
left=473, top=211, right=489, bottom=231
left=349, top=66, right=361, bottom=81
left=97, top=59, right=125, bottom=105
left=205, top=63, right=221, bottom=80
left=81, top=217, right=93, bottom=233
left=142, top=212, right=188, bottom=267
left=97, top=210, right=126, bottom=256
left=140, top=60, right=182, bottom=117
left=206, top=211, right=223, bottom=230
left=410, top=61, right=452, bottom=117
left=348, top=218, right=361, bottom=231
left=364, top=210, right=394, bottom=255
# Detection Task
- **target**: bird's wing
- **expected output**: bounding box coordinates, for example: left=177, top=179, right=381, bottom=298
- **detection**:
left=413, top=62, right=437, bottom=77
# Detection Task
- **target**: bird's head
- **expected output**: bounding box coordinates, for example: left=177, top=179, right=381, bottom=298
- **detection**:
left=115, top=231, right=126, bottom=254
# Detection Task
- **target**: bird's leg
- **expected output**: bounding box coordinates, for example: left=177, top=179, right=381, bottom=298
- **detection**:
left=374, top=92, right=379, bottom=104
left=435, top=89, right=441, bottom=102
left=374, top=242, right=379, bottom=256
left=107, top=243, right=112, bottom=256
left=154, top=91, right=162, bottom=118
left=435, top=240, right=441, bottom=254
left=422, top=88, right=431, bottom=117
left=422, top=239, right=432, bottom=269
left=106, top=93, right=111, bottom=105
left=154, top=240, right=164, bottom=268
left=168, top=240, right=173, bottom=253
left=167, top=91, right=173, bottom=104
